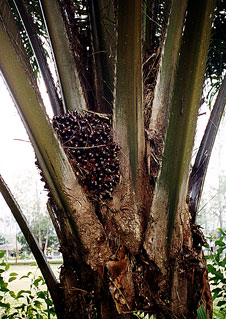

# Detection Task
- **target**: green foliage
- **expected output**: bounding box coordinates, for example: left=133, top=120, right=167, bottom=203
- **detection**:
left=206, top=229, right=226, bottom=318
left=197, top=305, right=207, bottom=319
left=203, top=2, right=226, bottom=107
left=206, top=1, right=226, bottom=83
left=0, top=251, right=56, bottom=318
left=133, top=311, right=155, bottom=319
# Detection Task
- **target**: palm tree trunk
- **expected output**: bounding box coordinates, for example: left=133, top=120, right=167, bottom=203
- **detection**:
left=0, top=0, right=219, bottom=317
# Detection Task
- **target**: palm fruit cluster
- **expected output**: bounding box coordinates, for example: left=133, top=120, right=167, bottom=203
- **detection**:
left=52, top=111, right=120, bottom=200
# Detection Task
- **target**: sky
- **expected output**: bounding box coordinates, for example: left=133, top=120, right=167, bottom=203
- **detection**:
left=0, top=77, right=35, bottom=175
left=0, top=75, right=49, bottom=238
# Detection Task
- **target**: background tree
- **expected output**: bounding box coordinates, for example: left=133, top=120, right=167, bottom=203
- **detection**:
left=0, top=0, right=226, bottom=319
left=198, top=117, right=226, bottom=236
left=17, top=213, right=59, bottom=255
left=198, top=174, right=226, bottom=236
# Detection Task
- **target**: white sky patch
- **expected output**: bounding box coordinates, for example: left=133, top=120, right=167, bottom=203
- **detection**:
left=0, top=75, right=48, bottom=235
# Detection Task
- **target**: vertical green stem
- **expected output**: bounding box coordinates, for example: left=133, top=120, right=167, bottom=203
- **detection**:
left=13, top=0, right=63, bottom=115
left=149, top=0, right=188, bottom=135
left=87, top=0, right=114, bottom=113
left=189, top=73, right=226, bottom=219
left=40, top=0, right=86, bottom=112
left=115, top=1, right=144, bottom=193
left=159, top=0, right=216, bottom=244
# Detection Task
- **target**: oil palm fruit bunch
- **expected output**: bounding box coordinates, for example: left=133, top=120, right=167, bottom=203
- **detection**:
left=52, top=111, right=120, bottom=200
